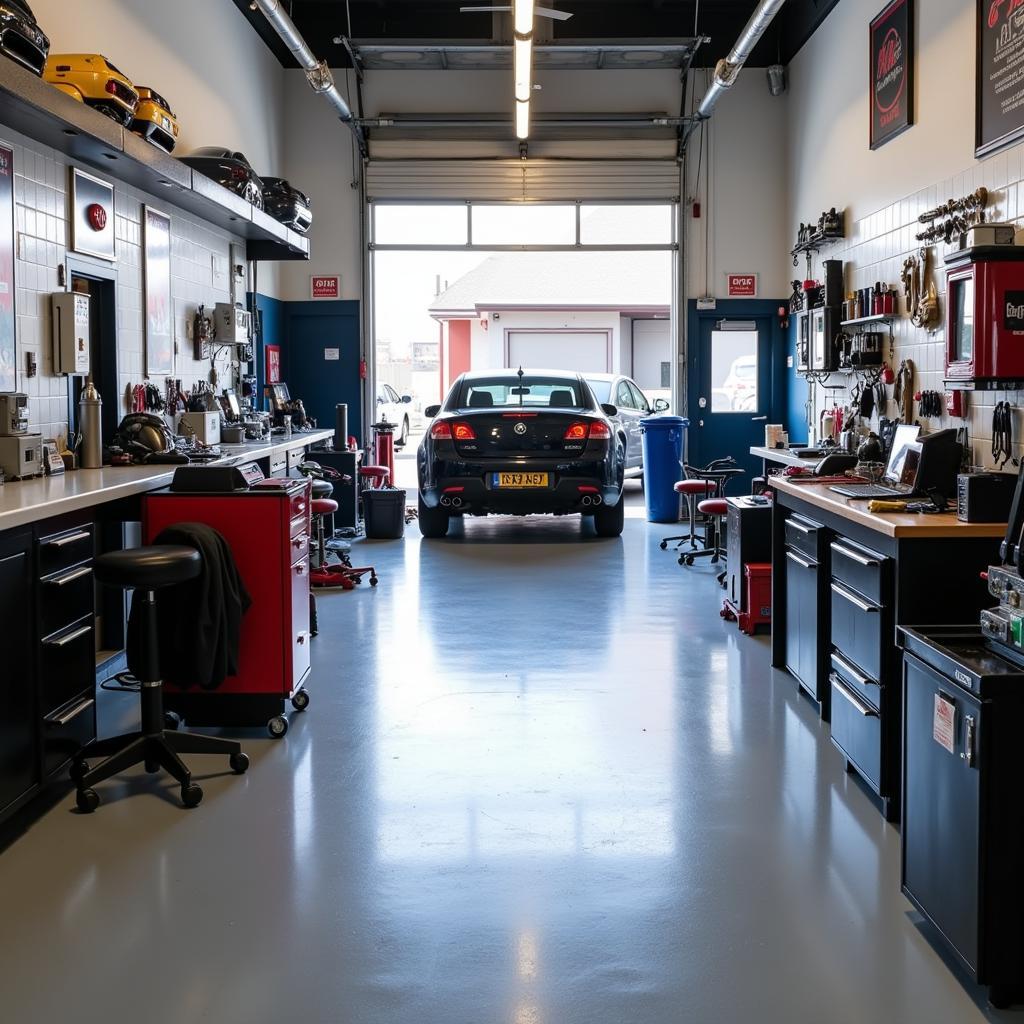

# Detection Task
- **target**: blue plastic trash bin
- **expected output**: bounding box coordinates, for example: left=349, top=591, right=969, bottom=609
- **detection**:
left=641, top=416, right=689, bottom=523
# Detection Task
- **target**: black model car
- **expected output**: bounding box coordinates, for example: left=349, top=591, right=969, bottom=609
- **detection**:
left=417, top=369, right=626, bottom=539
left=180, top=147, right=264, bottom=210
left=262, top=177, right=312, bottom=234
left=0, top=0, right=49, bottom=77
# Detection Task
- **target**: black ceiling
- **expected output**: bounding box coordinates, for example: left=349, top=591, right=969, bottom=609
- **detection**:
left=233, top=0, right=840, bottom=71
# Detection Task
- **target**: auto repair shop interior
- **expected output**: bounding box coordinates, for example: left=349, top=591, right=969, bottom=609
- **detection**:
left=2, top=0, right=1024, bottom=1021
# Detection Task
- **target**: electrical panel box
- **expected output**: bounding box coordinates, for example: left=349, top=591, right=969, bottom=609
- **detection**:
left=214, top=302, right=251, bottom=345
left=51, top=292, right=90, bottom=375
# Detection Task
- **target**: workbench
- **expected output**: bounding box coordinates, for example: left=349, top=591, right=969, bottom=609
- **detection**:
left=770, top=477, right=1005, bottom=821
left=0, top=429, right=334, bottom=827
left=749, top=445, right=824, bottom=476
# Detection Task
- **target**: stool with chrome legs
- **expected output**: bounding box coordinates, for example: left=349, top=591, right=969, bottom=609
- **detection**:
left=72, top=546, right=249, bottom=813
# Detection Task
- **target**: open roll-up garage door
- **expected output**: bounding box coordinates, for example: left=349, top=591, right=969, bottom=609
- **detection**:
left=366, top=159, right=681, bottom=203
left=507, top=330, right=611, bottom=373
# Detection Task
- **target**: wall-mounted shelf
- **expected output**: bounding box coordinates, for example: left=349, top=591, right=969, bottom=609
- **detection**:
left=840, top=314, right=894, bottom=328
left=0, top=60, right=308, bottom=262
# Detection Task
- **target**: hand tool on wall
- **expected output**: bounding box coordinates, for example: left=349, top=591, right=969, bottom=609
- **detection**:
left=894, top=360, right=915, bottom=423
left=992, top=402, right=1019, bottom=470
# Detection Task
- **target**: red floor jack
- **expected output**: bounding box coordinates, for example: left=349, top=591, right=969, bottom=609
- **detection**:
left=309, top=493, right=379, bottom=590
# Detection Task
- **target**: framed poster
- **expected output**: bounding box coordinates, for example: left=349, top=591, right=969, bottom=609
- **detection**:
left=70, top=167, right=115, bottom=261
left=143, top=206, right=173, bottom=376
left=977, top=0, right=1024, bottom=156
left=0, top=142, right=15, bottom=393
left=870, top=0, right=914, bottom=150
left=265, top=343, right=281, bottom=384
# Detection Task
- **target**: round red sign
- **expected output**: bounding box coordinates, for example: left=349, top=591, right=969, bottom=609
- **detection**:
left=86, top=203, right=107, bottom=232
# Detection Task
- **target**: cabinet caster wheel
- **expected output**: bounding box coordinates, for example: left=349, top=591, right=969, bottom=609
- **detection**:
left=145, top=758, right=160, bottom=774
left=291, top=689, right=310, bottom=711
left=163, top=712, right=181, bottom=731
left=229, top=752, right=249, bottom=774
left=370, top=574, right=379, bottom=586
left=268, top=716, right=289, bottom=738
left=76, top=788, right=99, bottom=814
left=181, top=783, right=203, bottom=808
left=69, top=760, right=89, bottom=784
left=660, top=540, right=668, bottom=550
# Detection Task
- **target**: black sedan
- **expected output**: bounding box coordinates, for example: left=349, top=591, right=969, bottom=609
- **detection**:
left=180, top=147, right=264, bottom=209
left=0, top=0, right=48, bottom=76
left=262, top=177, right=312, bottom=234
left=417, top=370, right=626, bottom=539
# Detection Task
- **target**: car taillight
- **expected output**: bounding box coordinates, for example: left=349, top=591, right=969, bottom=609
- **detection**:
left=230, top=166, right=248, bottom=181
left=452, top=421, right=476, bottom=441
left=564, top=422, right=589, bottom=441
left=430, top=421, right=452, bottom=440
left=589, top=421, right=612, bottom=440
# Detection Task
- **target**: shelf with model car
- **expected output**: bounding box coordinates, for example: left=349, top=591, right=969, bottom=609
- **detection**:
left=0, top=46, right=309, bottom=261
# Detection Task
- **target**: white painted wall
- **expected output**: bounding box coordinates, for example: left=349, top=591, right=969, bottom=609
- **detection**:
left=787, top=0, right=1024, bottom=465
left=278, top=66, right=790, bottom=303
left=31, top=0, right=287, bottom=297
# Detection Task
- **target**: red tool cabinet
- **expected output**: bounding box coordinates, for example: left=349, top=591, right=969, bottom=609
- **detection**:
left=142, top=477, right=312, bottom=737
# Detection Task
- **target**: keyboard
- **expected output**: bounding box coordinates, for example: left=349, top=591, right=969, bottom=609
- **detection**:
left=829, top=483, right=910, bottom=499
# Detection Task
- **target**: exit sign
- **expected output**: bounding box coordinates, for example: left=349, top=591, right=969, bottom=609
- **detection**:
left=727, top=273, right=758, bottom=297
left=311, top=275, right=340, bottom=299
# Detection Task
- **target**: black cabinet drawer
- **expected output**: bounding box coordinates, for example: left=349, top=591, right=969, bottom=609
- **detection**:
left=831, top=580, right=883, bottom=681
left=830, top=539, right=887, bottom=605
left=38, top=525, right=94, bottom=579
left=42, top=691, right=95, bottom=778
left=39, top=564, right=94, bottom=640
left=40, top=617, right=94, bottom=715
left=785, top=514, right=824, bottom=559
left=830, top=649, right=881, bottom=712
left=830, top=673, right=882, bottom=792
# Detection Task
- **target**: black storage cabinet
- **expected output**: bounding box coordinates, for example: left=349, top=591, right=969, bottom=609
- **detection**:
left=900, top=626, right=1024, bottom=1009
left=725, top=497, right=771, bottom=613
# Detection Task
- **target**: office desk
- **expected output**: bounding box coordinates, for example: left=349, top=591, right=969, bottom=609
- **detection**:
left=0, top=429, right=334, bottom=826
left=770, top=477, right=1004, bottom=821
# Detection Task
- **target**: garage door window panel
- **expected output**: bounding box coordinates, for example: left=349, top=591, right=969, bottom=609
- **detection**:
left=374, top=204, right=468, bottom=245
left=580, top=204, right=674, bottom=245
left=471, top=205, right=576, bottom=246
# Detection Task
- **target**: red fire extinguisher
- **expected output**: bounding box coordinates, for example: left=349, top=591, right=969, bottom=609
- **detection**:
left=359, top=357, right=367, bottom=380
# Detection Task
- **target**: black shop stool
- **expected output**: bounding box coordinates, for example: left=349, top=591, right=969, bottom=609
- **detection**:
left=72, top=545, right=249, bottom=813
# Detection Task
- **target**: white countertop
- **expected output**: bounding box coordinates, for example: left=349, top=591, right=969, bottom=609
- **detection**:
left=749, top=445, right=823, bottom=469
left=0, top=429, right=336, bottom=533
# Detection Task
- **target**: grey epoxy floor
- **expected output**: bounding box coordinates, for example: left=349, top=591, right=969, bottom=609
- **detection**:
left=0, top=492, right=1008, bottom=1023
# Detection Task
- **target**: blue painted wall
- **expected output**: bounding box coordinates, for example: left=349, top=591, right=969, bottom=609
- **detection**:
left=250, top=292, right=286, bottom=411
left=785, top=315, right=812, bottom=443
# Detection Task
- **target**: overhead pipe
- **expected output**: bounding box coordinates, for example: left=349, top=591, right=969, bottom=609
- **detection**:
left=683, top=0, right=788, bottom=144
left=249, top=0, right=367, bottom=156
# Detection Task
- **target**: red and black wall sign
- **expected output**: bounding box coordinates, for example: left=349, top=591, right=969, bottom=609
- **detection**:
left=870, top=0, right=914, bottom=150
left=977, top=0, right=1024, bottom=157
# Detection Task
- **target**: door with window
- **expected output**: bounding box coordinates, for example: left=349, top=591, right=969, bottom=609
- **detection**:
left=687, top=317, right=772, bottom=480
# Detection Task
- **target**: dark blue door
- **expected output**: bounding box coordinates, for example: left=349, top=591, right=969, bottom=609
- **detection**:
left=687, top=310, right=774, bottom=481
left=284, top=300, right=363, bottom=443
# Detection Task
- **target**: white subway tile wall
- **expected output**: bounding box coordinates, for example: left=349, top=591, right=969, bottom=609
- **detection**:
left=797, top=146, right=1024, bottom=470
left=5, top=120, right=239, bottom=444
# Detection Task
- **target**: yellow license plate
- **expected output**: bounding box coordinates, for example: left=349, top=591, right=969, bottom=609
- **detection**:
left=493, top=472, right=549, bottom=488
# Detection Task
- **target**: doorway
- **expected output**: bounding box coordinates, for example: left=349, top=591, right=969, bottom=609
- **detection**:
left=686, top=309, right=777, bottom=480
left=66, top=260, right=118, bottom=441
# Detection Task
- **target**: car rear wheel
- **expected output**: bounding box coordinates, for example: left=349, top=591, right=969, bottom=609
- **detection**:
left=592, top=496, right=625, bottom=537
left=418, top=494, right=450, bottom=538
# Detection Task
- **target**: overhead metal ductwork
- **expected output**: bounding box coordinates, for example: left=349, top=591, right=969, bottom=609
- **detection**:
left=248, top=0, right=367, bottom=156
left=684, top=0, right=788, bottom=144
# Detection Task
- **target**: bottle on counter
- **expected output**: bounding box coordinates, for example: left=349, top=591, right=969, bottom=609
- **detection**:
left=79, top=377, right=102, bottom=469
left=882, top=285, right=895, bottom=315
left=872, top=282, right=882, bottom=315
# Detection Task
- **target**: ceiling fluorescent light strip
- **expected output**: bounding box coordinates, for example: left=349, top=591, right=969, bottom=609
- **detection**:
left=514, top=35, right=532, bottom=102
left=514, top=0, right=535, bottom=36
left=516, top=100, right=530, bottom=140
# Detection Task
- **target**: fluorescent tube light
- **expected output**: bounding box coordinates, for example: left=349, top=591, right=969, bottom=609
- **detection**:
left=515, top=100, right=530, bottom=140
left=514, top=0, right=534, bottom=35
left=514, top=35, right=532, bottom=102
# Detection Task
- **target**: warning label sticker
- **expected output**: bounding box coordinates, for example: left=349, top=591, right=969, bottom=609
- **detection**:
left=933, top=694, right=956, bottom=754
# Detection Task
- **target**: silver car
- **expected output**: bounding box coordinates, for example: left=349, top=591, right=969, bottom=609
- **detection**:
left=584, top=373, right=670, bottom=478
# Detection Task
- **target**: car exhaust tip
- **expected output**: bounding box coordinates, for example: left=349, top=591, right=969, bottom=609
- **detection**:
left=592, top=495, right=603, bottom=506
left=440, top=496, right=452, bottom=507
left=581, top=495, right=593, bottom=506
left=451, top=497, right=463, bottom=508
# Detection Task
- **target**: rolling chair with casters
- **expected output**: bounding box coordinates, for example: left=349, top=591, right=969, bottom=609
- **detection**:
left=72, top=546, right=249, bottom=813
left=677, top=458, right=744, bottom=584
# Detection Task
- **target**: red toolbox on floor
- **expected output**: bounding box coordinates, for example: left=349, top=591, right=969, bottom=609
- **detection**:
left=722, top=562, right=772, bottom=635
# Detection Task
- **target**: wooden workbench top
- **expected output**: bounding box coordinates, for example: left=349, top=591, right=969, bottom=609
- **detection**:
left=0, top=429, right=335, bottom=533
left=771, top=476, right=1007, bottom=539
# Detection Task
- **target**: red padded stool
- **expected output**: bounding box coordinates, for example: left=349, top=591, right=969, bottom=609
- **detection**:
left=360, top=465, right=390, bottom=489
left=660, top=478, right=717, bottom=553
left=680, top=497, right=728, bottom=580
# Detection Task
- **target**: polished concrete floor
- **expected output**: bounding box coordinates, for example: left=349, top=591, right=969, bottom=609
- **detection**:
left=0, top=491, right=1008, bottom=1023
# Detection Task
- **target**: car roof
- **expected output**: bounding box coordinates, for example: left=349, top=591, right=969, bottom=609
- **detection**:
left=460, top=368, right=584, bottom=382
left=583, top=373, right=621, bottom=382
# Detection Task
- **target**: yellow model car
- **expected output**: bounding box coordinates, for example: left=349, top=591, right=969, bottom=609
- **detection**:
left=130, top=87, right=179, bottom=154
left=43, top=53, right=138, bottom=126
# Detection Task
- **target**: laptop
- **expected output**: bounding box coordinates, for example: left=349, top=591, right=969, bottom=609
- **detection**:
left=829, top=424, right=922, bottom=499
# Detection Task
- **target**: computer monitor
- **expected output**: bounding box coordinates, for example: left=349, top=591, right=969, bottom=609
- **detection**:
left=883, top=424, right=921, bottom=485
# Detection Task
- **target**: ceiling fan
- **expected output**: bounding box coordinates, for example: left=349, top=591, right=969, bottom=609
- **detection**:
left=459, top=5, right=574, bottom=20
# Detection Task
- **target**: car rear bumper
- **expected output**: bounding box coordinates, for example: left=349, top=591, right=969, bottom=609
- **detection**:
left=421, top=459, right=621, bottom=514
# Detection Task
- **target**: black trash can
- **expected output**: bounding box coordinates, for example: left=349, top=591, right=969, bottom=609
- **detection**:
left=363, top=488, right=406, bottom=539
